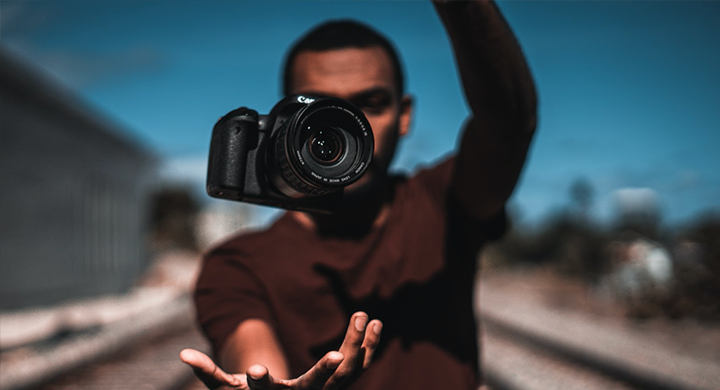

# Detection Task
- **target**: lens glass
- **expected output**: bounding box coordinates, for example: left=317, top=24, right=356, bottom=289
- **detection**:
left=270, top=97, right=373, bottom=198
left=308, top=127, right=344, bottom=165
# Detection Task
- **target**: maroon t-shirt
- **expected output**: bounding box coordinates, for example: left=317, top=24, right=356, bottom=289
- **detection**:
left=194, top=156, right=505, bottom=389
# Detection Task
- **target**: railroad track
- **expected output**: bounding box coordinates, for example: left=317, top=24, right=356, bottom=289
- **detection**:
left=483, top=316, right=666, bottom=390
left=0, top=296, right=209, bottom=390
left=478, top=272, right=720, bottom=390
left=35, top=325, right=207, bottom=390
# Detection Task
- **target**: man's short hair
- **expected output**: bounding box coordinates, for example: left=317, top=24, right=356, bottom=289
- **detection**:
left=282, top=20, right=405, bottom=97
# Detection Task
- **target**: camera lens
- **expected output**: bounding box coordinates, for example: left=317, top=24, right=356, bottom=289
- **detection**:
left=308, top=127, right=344, bottom=165
left=269, top=96, right=373, bottom=199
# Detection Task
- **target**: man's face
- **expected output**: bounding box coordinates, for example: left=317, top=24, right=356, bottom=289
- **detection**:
left=289, top=46, right=412, bottom=195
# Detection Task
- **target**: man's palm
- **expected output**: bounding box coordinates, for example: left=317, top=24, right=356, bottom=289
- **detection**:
left=181, top=312, right=382, bottom=390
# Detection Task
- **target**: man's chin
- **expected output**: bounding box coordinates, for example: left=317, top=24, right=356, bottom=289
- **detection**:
left=341, top=173, right=381, bottom=204
left=307, top=169, right=390, bottom=236
left=312, top=189, right=382, bottom=237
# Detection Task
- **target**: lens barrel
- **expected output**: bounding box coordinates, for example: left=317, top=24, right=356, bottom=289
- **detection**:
left=270, top=97, right=373, bottom=198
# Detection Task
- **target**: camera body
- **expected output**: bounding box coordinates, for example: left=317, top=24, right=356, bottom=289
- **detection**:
left=207, top=95, right=374, bottom=213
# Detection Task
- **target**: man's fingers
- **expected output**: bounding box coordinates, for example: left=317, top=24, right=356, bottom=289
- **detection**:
left=180, top=348, right=241, bottom=389
left=361, top=320, right=383, bottom=369
left=320, top=312, right=370, bottom=388
left=246, top=364, right=271, bottom=390
left=294, top=351, right=344, bottom=389
left=337, top=312, right=368, bottom=362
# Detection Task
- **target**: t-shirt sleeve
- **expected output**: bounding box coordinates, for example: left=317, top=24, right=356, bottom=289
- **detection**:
left=194, top=246, right=275, bottom=357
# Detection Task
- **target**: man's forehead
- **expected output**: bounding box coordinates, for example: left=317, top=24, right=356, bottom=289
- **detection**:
left=290, top=47, right=396, bottom=99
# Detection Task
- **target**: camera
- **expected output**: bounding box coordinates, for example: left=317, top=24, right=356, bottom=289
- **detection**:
left=207, top=95, right=374, bottom=213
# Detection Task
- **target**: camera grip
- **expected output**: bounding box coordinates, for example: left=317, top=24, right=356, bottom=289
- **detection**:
left=207, top=108, right=259, bottom=199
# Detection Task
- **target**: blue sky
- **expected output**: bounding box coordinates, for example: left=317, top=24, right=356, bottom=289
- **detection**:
left=2, top=1, right=719, bottom=228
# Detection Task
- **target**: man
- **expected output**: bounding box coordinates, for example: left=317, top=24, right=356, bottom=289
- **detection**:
left=181, top=1, right=536, bottom=389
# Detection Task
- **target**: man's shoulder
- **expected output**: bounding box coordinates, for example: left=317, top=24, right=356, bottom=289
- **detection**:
left=409, top=154, right=455, bottom=183
left=202, top=214, right=297, bottom=265
left=396, top=154, right=456, bottom=202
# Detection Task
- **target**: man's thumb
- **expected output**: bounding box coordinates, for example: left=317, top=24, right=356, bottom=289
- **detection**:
left=180, top=349, right=239, bottom=389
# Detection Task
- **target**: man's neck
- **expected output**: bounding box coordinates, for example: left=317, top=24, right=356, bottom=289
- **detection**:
left=290, top=202, right=391, bottom=234
left=289, top=176, right=395, bottom=238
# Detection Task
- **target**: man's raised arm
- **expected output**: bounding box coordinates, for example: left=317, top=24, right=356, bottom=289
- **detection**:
left=434, top=0, right=537, bottom=220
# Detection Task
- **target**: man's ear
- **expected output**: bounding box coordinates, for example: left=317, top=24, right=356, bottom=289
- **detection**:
left=398, top=95, right=413, bottom=137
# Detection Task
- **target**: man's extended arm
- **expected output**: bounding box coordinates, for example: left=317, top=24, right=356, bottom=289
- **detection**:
left=181, top=312, right=382, bottom=390
left=434, top=0, right=537, bottom=220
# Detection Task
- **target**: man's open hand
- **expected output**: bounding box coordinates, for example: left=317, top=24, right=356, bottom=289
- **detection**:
left=180, top=312, right=382, bottom=390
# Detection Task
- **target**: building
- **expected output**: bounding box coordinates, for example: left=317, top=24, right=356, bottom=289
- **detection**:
left=0, top=52, right=156, bottom=310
